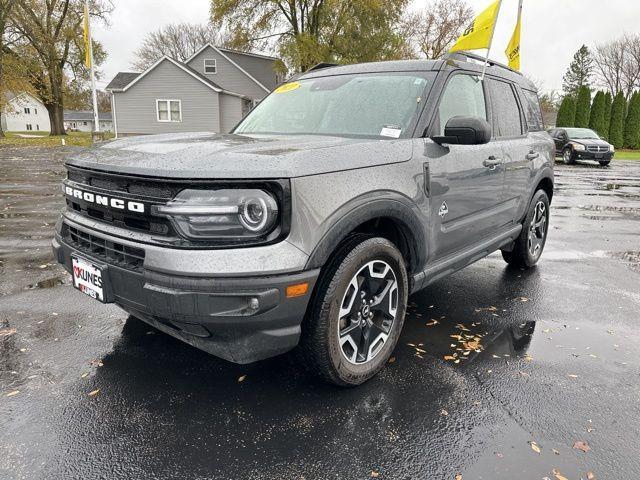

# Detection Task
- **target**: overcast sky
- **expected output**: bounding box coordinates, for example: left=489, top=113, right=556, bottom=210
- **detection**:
left=93, top=0, right=639, bottom=93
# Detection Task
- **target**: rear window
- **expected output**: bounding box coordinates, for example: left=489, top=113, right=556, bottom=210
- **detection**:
left=521, top=89, right=544, bottom=132
left=488, top=79, right=523, bottom=137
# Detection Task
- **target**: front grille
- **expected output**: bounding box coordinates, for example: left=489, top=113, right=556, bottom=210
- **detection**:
left=587, top=145, right=609, bottom=153
left=62, top=224, right=145, bottom=271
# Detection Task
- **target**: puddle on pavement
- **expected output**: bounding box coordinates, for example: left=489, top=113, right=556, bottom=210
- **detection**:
left=27, top=276, right=65, bottom=289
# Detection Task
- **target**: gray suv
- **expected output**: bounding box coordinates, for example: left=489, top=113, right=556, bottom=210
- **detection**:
left=53, top=53, right=554, bottom=386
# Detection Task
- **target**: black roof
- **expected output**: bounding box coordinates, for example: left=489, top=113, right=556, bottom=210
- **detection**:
left=105, top=72, right=141, bottom=91
left=294, top=56, right=534, bottom=90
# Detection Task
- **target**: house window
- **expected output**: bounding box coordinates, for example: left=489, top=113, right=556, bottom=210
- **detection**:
left=24, top=107, right=30, bottom=114
left=204, top=58, right=217, bottom=74
left=83, top=121, right=88, bottom=126
left=34, top=108, right=37, bottom=114
left=26, top=124, right=32, bottom=131
left=156, top=99, right=182, bottom=122
left=36, top=125, right=40, bottom=131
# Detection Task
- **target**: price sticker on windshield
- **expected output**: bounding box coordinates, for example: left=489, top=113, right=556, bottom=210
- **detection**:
left=380, top=126, right=402, bottom=138
left=275, top=82, right=301, bottom=94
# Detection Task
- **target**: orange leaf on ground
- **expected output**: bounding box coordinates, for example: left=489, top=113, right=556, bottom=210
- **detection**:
left=573, top=440, right=591, bottom=453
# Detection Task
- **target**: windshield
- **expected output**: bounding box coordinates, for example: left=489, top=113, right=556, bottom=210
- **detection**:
left=234, top=72, right=435, bottom=138
left=565, top=128, right=600, bottom=139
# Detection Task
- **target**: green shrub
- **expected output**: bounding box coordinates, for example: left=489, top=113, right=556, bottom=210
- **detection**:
left=556, top=96, right=576, bottom=127
left=574, top=86, right=591, bottom=127
left=603, top=92, right=613, bottom=139
left=624, top=91, right=640, bottom=149
left=589, top=91, right=606, bottom=137
left=608, top=92, right=626, bottom=148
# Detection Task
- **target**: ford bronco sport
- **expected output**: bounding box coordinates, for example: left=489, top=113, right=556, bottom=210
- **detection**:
left=53, top=52, right=554, bottom=386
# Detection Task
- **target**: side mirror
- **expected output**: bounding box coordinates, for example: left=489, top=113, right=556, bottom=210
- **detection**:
left=432, top=116, right=492, bottom=146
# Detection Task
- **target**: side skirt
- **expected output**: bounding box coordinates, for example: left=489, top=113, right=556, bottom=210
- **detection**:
left=410, top=224, right=523, bottom=294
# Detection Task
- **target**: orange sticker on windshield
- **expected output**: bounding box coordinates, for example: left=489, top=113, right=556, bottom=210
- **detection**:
left=275, top=82, right=301, bottom=93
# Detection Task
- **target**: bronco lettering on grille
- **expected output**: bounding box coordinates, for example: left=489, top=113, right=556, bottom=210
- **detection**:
left=65, top=186, right=145, bottom=213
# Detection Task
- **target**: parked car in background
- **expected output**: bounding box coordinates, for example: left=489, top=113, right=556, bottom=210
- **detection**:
left=548, top=127, right=614, bottom=166
left=53, top=53, right=554, bottom=386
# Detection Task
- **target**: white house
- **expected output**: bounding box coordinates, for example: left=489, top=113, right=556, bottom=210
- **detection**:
left=1, top=92, right=51, bottom=132
left=64, top=110, right=113, bottom=132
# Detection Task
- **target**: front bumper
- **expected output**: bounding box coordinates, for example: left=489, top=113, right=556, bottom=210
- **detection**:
left=53, top=225, right=319, bottom=364
left=573, top=150, right=614, bottom=161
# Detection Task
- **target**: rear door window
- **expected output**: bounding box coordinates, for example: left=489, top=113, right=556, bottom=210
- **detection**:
left=488, top=79, right=523, bottom=137
left=521, top=89, right=544, bottom=132
left=435, top=74, right=487, bottom=135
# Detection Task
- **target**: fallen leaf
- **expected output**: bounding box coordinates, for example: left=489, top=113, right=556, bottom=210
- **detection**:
left=6, top=390, right=20, bottom=397
left=587, top=427, right=595, bottom=433
left=529, top=441, right=541, bottom=454
left=524, top=354, right=533, bottom=362
left=388, top=356, right=396, bottom=364
left=586, top=471, right=595, bottom=480
left=444, top=355, right=456, bottom=361
left=516, top=297, right=529, bottom=302
left=415, top=348, right=426, bottom=354
left=552, top=468, right=568, bottom=480
left=440, top=409, right=448, bottom=416
left=573, top=440, right=591, bottom=453
left=426, top=319, right=439, bottom=326
left=552, top=448, right=560, bottom=455
left=370, top=471, right=380, bottom=478
left=568, top=374, right=579, bottom=378
left=88, top=389, right=100, bottom=397
left=455, top=474, right=463, bottom=480
left=0, top=328, right=17, bottom=338
left=237, top=375, right=247, bottom=383
left=81, top=372, right=89, bottom=378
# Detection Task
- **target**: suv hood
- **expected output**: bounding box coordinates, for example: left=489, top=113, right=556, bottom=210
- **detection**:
left=65, top=132, right=413, bottom=179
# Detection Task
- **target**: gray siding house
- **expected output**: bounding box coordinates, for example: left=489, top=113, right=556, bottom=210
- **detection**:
left=105, top=45, right=281, bottom=137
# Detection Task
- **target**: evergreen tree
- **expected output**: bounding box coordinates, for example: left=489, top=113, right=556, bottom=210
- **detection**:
left=608, top=92, right=627, bottom=149
left=624, top=92, right=640, bottom=149
left=603, top=91, right=613, bottom=139
left=589, top=91, right=606, bottom=137
left=562, top=45, right=594, bottom=97
left=574, top=86, right=591, bottom=128
left=556, top=96, right=576, bottom=127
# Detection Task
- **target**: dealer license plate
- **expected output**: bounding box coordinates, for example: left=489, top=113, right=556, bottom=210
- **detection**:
left=72, top=256, right=105, bottom=302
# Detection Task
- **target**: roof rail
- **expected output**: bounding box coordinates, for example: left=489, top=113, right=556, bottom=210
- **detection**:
left=306, top=62, right=339, bottom=72
left=443, top=51, right=521, bottom=76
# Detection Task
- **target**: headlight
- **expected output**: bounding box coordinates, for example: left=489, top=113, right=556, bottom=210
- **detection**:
left=571, top=142, right=586, bottom=151
left=609, top=144, right=615, bottom=152
left=152, top=189, right=279, bottom=241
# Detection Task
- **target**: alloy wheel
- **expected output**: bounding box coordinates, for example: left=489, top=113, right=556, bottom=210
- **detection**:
left=563, top=149, right=572, bottom=164
left=337, top=260, right=398, bottom=364
left=528, top=201, right=547, bottom=258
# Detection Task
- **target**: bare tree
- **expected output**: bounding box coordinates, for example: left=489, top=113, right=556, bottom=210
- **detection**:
left=8, top=0, right=111, bottom=135
left=403, top=0, right=473, bottom=59
left=594, top=34, right=640, bottom=99
left=132, top=23, right=230, bottom=71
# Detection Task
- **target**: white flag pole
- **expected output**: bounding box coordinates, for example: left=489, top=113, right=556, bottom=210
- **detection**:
left=85, top=0, right=100, bottom=136
left=480, top=0, right=503, bottom=81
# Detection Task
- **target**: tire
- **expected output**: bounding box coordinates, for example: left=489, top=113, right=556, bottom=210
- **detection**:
left=501, top=189, right=550, bottom=268
left=562, top=148, right=575, bottom=165
left=599, top=161, right=610, bottom=166
left=299, top=236, right=408, bottom=386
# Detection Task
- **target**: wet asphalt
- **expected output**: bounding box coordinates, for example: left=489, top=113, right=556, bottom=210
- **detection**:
left=1, top=146, right=639, bottom=480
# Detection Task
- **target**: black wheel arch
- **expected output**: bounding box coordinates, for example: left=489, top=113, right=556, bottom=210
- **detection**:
left=305, top=196, right=427, bottom=277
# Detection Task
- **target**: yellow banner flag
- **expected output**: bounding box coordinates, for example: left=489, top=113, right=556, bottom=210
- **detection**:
left=449, top=0, right=502, bottom=53
left=83, top=3, right=91, bottom=69
left=505, top=16, right=521, bottom=70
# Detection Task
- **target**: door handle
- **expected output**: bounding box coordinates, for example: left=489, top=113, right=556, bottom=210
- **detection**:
left=483, top=156, right=503, bottom=168
left=526, top=151, right=540, bottom=160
